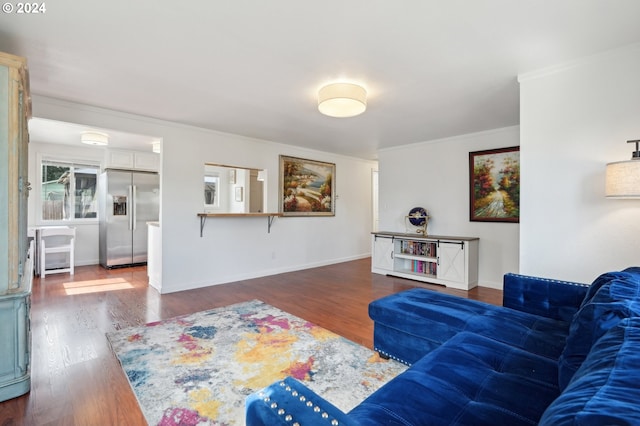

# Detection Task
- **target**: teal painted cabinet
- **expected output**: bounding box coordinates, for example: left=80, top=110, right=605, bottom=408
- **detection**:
left=0, top=288, right=31, bottom=402
left=0, top=51, right=32, bottom=402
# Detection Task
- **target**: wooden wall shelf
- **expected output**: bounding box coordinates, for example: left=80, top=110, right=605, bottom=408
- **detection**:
left=197, top=213, right=283, bottom=237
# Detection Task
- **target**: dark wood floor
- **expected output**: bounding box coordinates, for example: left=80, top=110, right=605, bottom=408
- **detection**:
left=0, top=258, right=502, bottom=425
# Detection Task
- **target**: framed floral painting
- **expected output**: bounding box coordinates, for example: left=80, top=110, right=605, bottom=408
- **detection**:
left=279, top=155, right=335, bottom=216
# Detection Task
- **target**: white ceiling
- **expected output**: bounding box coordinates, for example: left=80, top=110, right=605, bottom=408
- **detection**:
left=28, top=118, right=160, bottom=151
left=2, top=0, right=640, bottom=159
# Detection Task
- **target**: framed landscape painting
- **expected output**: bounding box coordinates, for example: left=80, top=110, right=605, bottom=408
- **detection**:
left=279, top=155, right=335, bottom=216
left=469, top=146, right=520, bottom=223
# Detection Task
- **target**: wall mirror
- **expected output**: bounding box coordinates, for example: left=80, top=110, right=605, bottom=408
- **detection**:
left=204, top=163, right=266, bottom=213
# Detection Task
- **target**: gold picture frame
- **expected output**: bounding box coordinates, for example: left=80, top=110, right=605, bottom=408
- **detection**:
left=279, top=155, right=335, bottom=216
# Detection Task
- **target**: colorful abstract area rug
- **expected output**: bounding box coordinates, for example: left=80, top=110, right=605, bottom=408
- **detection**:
left=106, top=299, right=407, bottom=425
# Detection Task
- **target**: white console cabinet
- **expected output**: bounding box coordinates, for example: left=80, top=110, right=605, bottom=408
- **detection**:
left=371, top=234, right=394, bottom=274
left=372, top=232, right=479, bottom=290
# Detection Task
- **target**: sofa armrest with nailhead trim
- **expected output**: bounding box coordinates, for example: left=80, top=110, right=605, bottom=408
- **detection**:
left=246, top=376, right=357, bottom=426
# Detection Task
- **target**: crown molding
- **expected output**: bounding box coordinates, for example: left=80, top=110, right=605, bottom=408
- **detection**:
left=518, top=42, right=640, bottom=83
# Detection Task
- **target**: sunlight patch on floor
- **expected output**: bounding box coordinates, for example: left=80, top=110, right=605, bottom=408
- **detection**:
left=63, top=278, right=134, bottom=295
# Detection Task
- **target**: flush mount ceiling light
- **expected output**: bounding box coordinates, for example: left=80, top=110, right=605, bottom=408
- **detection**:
left=81, top=131, right=109, bottom=146
left=606, top=139, right=640, bottom=198
left=318, top=82, right=367, bottom=118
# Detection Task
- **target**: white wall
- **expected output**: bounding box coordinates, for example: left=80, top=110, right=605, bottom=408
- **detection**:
left=378, top=126, right=520, bottom=289
left=518, top=44, right=640, bottom=284
left=31, top=95, right=377, bottom=293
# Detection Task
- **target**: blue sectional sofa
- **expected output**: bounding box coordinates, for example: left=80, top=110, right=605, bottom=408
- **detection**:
left=246, top=269, right=640, bottom=425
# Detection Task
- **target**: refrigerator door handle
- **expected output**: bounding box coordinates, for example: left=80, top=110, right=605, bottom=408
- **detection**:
left=132, top=185, right=137, bottom=230
left=128, top=185, right=133, bottom=231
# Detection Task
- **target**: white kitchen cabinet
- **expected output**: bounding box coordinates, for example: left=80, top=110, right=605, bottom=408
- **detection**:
left=105, top=149, right=159, bottom=172
left=147, top=222, right=162, bottom=292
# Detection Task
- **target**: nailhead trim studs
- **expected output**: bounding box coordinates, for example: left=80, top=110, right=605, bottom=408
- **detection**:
left=259, top=381, right=340, bottom=425
left=374, top=348, right=412, bottom=366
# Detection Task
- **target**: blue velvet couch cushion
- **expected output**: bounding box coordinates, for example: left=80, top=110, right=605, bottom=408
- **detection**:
left=540, top=317, right=640, bottom=425
left=557, top=273, right=640, bottom=390
left=578, top=269, right=640, bottom=308
left=348, top=331, right=560, bottom=426
left=370, top=288, right=570, bottom=365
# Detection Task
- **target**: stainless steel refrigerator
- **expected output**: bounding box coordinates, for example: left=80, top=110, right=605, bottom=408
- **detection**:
left=99, top=169, right=159, bottom=268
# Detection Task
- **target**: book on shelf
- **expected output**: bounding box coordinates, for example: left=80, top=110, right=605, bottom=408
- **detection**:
left=400, top=240, right=437, bottom=257
left=409, top=259, right=437, bottom=276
